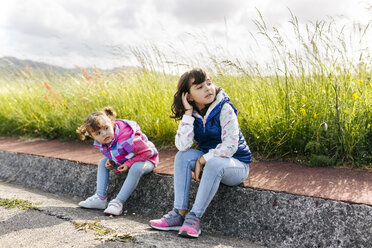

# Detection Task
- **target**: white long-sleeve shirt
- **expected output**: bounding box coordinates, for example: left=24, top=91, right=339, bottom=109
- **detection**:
left=175, top=94, right=240, bottom=162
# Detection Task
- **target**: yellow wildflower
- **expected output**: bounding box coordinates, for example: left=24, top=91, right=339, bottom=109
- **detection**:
left=352, top=92, right=358, bottom=100
left=101, top=90, right=105, bottom=95
left=313, top=113, right=317, bottom=118
left=357, top=80, right=361, bottom=85
left=300, top=108, right=307, bottom=116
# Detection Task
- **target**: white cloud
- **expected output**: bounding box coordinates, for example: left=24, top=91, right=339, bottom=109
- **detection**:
left=154, top=0, right=245, bottom=25
left=0, top=0, right=371, bottom=69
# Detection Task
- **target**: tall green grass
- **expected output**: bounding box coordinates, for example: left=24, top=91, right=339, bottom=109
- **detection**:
left=0, top=69, right=178, bottom=148
left=0, top=13, right=371, bottom=167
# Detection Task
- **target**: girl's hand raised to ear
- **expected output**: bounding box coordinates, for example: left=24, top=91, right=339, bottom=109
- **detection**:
left=182, top=92, right=193, bottom=115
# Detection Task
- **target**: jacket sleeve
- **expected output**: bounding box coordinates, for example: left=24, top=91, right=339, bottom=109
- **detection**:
left=175, top=115, right=195, bottom=151
left=203, top=103, right=239, bottom=162
left=124, top=133, right=154, bottom=168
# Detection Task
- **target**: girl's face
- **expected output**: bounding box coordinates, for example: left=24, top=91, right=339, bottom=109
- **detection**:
left=188, top=76, right=216, bottom=110
left=91, top=117, right=114, bottom=144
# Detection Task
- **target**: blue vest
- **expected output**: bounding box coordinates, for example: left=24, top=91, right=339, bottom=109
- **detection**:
left=193, top=97, right=251, bottom=163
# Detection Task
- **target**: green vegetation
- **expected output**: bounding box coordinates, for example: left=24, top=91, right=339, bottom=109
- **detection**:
left=0, top=14, right=371, bottom=168
left=73, top=221, right=134, bottom=242
left=0, top=197, right=41, bottom=210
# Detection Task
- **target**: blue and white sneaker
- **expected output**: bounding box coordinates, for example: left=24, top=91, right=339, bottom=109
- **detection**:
left=178, top=212, right=201, bottom=238
left=149, top=209, right=185, bottom=231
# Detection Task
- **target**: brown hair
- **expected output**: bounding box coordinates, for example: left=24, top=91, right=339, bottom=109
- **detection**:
left=76, top=107, right=117, bottom=140
left=170, top=68, right=220, bottom=120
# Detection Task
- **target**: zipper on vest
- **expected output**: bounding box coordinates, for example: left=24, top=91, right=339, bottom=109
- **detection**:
left=202, top=118, right=206, bottom=133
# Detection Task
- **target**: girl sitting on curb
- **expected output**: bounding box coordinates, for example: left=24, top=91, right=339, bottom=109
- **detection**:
left=76, top=107, right=158, bottom=215
left=149, top=68, right=251, bottom=238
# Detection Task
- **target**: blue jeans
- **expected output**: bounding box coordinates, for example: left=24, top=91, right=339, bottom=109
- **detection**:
left=96, top=157, right=154, bottom=203
left=174, top=149, right=249, bottom=218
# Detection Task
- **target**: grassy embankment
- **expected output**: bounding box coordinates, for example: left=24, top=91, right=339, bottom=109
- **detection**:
left=0, top=14, right=371, bottom=168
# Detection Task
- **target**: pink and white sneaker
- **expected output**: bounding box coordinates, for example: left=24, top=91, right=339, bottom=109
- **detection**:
left=149, top=209, right=184, bottom=231
left=178, top=212, right=201, bottom=238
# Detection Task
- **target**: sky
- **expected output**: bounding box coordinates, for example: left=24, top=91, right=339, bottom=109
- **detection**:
left=0, top=0, right=371, bottom=70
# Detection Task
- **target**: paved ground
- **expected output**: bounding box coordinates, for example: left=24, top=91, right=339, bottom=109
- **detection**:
left=0, top=180, right=264, bottom=248
left=0, top=137, right=371, bottom=206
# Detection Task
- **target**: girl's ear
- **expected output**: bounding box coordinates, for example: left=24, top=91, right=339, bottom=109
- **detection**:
left=187, top=93, right=193, bottom=102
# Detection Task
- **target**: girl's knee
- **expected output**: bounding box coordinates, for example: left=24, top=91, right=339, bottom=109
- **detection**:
left=205, top=157, right=227, bottom=170
left=203, top=161, right=224, bottom=178
left=129, top=161, right=153, bottom=176
left=175, top=150, right=189, bottom=162
left=98, top=158, right=108, bottom=167
left=174, top=150, right=193, bottom=168
left=129, top=163, right=143, bottom=173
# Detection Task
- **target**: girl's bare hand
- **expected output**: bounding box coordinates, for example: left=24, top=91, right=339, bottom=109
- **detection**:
left=118, top=164, right=129, bottom=173
left=105, top=160, right=114, bottom=170
left=194, top=156, right=206, bottom=182
left=182, top=92, right=193, bottom=114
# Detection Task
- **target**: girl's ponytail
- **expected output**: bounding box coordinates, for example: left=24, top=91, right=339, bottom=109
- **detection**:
left=103, top=106, right=117, bottom=119
left=76, top=124, right=89, bottom=140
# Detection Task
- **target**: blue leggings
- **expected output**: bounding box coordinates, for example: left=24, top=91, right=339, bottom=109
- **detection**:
left=96, top=157, right=154, bottom=203
left=174, top=149, right=249, bottom=218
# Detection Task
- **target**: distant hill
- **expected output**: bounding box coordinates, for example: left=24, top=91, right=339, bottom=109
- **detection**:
left=0, top=57, right=135, bottom=78
left=0, top=56, right=80, bottom=78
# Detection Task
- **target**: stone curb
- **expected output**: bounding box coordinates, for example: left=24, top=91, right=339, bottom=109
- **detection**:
left=0, top=151, right=371, bottom=247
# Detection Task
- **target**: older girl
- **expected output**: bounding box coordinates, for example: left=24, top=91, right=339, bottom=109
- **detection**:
left=149, top=68, right=251, bottom=238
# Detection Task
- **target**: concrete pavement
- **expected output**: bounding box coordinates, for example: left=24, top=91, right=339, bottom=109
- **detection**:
left=0, top=180, right=264, bottom=248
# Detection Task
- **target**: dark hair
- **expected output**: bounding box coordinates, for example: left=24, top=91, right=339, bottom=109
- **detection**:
left=76, top=106, right=116, bottom=140
left=170, top=68, right=220, bottom=120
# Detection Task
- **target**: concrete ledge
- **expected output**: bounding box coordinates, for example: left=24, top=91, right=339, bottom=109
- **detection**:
left=1, top=150, right=371, bottom=247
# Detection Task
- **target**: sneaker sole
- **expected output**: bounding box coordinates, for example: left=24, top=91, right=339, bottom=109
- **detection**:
left=149, top=224, right=181, bottom=231
left=79, top=205, right=107, bottom=210
left=104, top=210, right=123, bottom=216
left=178, top=229, right=201, bottom=238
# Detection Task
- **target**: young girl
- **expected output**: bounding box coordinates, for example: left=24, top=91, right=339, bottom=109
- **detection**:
left=76, top=107, right=159, bottom=216
left=149, top=68, right=251, bottom=238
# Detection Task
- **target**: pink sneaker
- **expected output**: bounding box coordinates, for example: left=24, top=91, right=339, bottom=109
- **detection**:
left=149, top=209, right=184, bottom=231
left=178, top=212, right=201, bottom=238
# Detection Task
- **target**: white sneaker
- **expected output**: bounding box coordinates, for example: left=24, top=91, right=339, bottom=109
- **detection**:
left=78, top=194, right=107, bottom=209
left=104, top=199, right=123, bottom=216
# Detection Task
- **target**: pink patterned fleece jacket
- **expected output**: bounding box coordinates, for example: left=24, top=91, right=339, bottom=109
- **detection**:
left=94, top=119, right=159, bottom=168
